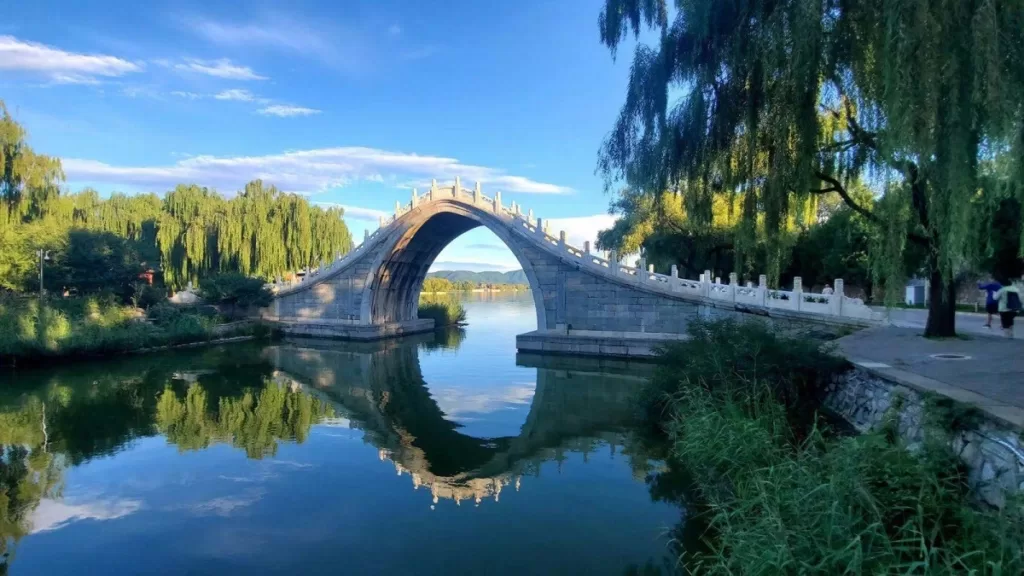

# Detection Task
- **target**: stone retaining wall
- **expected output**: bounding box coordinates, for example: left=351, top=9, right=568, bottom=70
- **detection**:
left=825, top=368, right=1024, bottom=508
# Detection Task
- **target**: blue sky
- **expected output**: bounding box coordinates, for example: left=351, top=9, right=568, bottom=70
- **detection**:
left=0, top=0, right=638, bottom=271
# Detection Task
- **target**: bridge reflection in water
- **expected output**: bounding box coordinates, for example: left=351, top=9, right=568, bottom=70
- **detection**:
left=264, top=333, right=656, bottom=507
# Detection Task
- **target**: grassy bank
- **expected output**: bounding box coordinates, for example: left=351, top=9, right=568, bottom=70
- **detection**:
left=646, top=319, right=1023, bottom=574
left=417, top=295, right=467, bottom=327
left=0, top=296, right=270, bottom=366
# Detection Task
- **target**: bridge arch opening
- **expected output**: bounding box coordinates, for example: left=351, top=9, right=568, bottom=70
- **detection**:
left=362, top=199, right=546, bottom=330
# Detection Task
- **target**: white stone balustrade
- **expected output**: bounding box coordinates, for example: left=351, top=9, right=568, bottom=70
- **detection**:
left=269, top=178, right=884, bottom=324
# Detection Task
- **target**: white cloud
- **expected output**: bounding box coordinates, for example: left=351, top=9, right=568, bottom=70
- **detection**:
left=189, top=16, right=336, bottom=61
left=388, top=24, right=402, bottom=36
left=171, top=90, right=202, bottom=99
left=0, top=35, right=141, bottom=83
left=401, top=46, right=439, bottom=61
left=30, top=498, right=143, bottom=533
left=433, top=384, right=536, bottom=419
left=314, top=203, right=387, bottom=222
left=214, top=88, right=256, bottom=102
left=546, top=214, right=618, bottom=251
left=174, top=58, right=266, bottom=80
left=258, top=105, right=321, bottom=117
left=63, top=146, right=572, bottom=195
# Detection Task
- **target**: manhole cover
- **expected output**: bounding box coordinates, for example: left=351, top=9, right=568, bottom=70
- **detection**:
left=929, top=353, right=972, bottom=360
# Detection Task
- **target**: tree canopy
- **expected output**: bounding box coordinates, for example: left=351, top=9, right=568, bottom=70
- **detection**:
left=0, top=103, right=354, bottom=294
left=597, top=0, right=1024, bottom=336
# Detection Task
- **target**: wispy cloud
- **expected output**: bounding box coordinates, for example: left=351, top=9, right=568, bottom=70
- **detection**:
left=258, top=104, right=320, bottom=117
left=62, top=146, right=574, bottom=195
left=31, top=498, right=143, bottom=533
left=0, top=35, right=141, bottom=84
left=171, top=90, right=202, bottom=100
left=465, top=243, right=509, bottom=252
left=174, top=58, right=266, bottom=80
left=388, top=24, right=402, bottom=36
left=215, top=88, right=257, bottom=102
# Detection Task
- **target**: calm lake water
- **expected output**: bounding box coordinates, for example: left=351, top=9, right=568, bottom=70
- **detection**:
left=0, top=293, right=684, bottom=575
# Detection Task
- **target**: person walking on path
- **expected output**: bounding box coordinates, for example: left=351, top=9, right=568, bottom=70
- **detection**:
left=993, top=280, right=1022, bottom=338
left=979, top=279, right=1002, bottom=328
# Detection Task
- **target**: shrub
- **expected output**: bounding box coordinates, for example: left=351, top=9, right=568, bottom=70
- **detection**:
left=417, top=296, right=467, bottom=327
left=647, top=318, right=846, bottom=437
left=200, top=273, right=272, bottom=312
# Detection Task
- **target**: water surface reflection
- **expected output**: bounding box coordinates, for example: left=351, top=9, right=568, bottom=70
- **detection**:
left=0, top=295, right=681, bottom=575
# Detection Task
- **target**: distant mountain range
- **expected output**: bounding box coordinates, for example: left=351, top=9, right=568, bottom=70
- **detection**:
left=426, top=270, right=528, bottom=284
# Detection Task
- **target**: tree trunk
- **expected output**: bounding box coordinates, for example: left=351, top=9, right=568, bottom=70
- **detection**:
left=924, top=265, right=957, bottom=338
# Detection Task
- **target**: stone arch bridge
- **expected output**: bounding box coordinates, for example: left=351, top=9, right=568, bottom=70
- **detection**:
left=266, top=179, right=882, bottom=357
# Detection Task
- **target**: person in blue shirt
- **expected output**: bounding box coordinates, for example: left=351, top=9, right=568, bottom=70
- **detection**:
left=979, top=280, right=1002, bottom=328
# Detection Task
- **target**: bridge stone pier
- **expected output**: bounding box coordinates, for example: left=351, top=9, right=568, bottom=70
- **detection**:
left=265, top=178, right=884, bottom=358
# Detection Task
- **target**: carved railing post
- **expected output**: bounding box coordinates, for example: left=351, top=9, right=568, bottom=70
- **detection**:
left=454, top=176, right=461, bottom=199
left=670, top=265, right=679, bottom=291
left=637, top=258, right=646, bottom=281
left=494, top=191, right=501, bottom=213
left=833, top=278, right=844, bottom=316
left=559, top=230, right=566, bottom=248
left=474, top=181, right=481, bottom=204
left=364, top=229, right=369, bottom=242
left=793, top=276, right=803, bottom=311
left=610, top=250, right=619, bottom=273
left=583, top=241, right=590, bottom=254
left=758, top=274, right=768, bottom=307
left=429, top=179, right=437, bottom=201
left=536, top=218, right=545, bottom=236
left=702, top=269, right=712, bottom=298
left=411, top=188, right=419, bottom=208
left=729, top=272, right=738, bottom=302
left=395, top=200, right=401, bottom=216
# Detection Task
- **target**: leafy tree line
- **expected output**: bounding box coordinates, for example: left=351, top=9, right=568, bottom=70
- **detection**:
left=1, top=102, right=353, bottom=295
left=597, top=0, right=1024, bottom=336
left=420, top=277, right=529, bottom=293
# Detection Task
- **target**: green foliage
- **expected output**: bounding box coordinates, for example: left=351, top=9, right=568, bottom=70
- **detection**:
left=417, top=295, right=467, bottom=327
left=664, top=385, right=1023, bottom=574
left=649, top=319, right=846, bottom=438
left=597, top=0, right=1024, bottom=336
left=0, top=296, right=232, bottom=364
left=199, top=272, right=272, bottom=309
left=421, top=276, right=455, bottom=293
left=0, top=105, right=354, bottom=294
left=155, top=380, right=334, bottom=458
left=646, top=320, right=1024, bottom=573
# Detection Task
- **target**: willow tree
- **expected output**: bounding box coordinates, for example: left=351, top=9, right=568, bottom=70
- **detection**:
left=0, top=101, right=63, bottom=226
left=597, top=0, right=1024, bottom=336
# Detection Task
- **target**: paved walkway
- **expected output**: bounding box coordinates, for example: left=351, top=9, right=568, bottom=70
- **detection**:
left=872, top=307, right=1006, bottom=339
left=836, top=326, right=1024, bottom=428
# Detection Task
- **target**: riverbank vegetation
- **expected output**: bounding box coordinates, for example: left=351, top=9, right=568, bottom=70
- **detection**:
left=643, top=320, right=1023, bottom=573
left=421, top=276, right=528, bottom=294
left=0, top=295, right=270, bottom=366
left=417, top=295, right=467, bottom=327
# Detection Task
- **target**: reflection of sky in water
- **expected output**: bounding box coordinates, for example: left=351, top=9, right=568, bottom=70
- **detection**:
left=418, top=295, right=539, bottom=438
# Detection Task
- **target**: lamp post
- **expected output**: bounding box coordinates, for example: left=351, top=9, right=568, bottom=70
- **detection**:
left=36, top=249, right=50, bottom=299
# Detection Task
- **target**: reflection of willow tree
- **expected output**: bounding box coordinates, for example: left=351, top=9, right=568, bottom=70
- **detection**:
left=0, top=399, right=63, bottom=574
left=155, top=381, right=335, bottom=459
left=418, top=327, right=466, bottom=352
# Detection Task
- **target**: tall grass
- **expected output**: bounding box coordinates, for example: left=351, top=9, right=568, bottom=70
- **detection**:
left=650, top=319, right=1024, bottom=574
left=417, top=295, right=467, bottom=327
